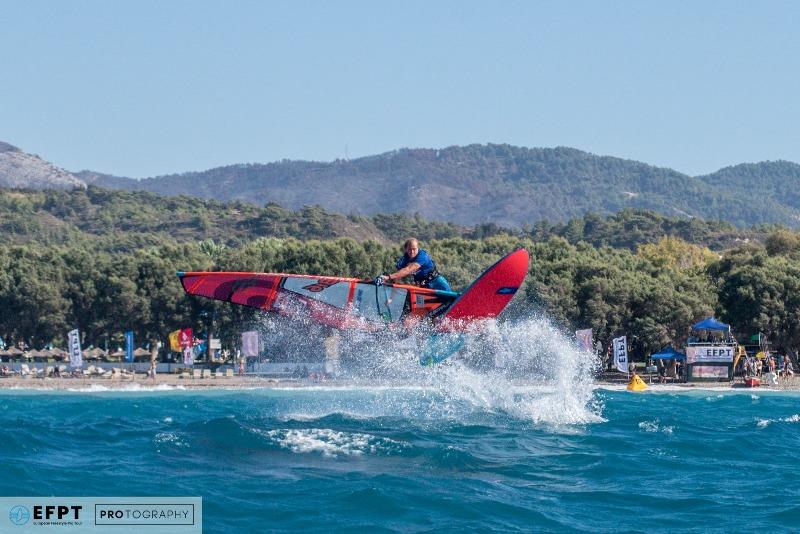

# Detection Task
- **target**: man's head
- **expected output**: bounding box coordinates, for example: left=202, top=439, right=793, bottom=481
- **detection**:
left=404, top=238, right=419, bottom=259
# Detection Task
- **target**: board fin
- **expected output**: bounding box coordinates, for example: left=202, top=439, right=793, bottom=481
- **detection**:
left=420, top=333, right=467, bottom=366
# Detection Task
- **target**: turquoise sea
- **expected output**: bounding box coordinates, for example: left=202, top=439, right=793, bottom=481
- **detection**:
left=2, top=320, right=799, bottom=533
left=2, top=383, right=800, bottom=533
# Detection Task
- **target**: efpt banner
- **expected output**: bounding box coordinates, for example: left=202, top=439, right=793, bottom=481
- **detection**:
left=68, top=329, right=82, bottom=368
left=613, top=336, right=628, bottom=373
left=125, top=331, right=134, bottom=363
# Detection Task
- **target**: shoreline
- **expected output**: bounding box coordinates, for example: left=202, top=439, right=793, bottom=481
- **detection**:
left=1, top=374, right=800, bottom=391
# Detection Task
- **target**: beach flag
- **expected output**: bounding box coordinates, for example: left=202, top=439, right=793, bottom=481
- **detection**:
left=613, top=336, right=628, bottom=373
left=168, top=330, right=181, bottom=352
left=242, top=331, right=259, bottom=357
left=68, top=329, right=82, bottom=368
left=183, top=347, right=194, bottom=366
left=575, top=329, right=593, bottom=352
left=179, top=328, right=193, bottom=349
left=125, top=331, right=134, bottom=363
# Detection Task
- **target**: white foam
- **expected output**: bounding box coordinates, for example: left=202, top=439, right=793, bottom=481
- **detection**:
left=263, top=428, right=405, bottom=457
left=638, top=419, right=674, bottom=434
left=153, top=432, right=188, bottom=448
left=756, top=414, right=800, bottom=428
left=257, top=314, right=603, bottom=427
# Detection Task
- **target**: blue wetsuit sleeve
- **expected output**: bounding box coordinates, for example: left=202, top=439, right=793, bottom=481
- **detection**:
left=414, top=250, right=433, bottom=272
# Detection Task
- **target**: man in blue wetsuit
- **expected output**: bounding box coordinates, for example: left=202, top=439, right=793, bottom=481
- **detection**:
left=379, top=238, right=452, bottom=292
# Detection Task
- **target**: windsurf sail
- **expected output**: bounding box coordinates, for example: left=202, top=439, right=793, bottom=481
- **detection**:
left=177, top=271, right=458, bottom=329
left=178, top=249, right=528, bottom=365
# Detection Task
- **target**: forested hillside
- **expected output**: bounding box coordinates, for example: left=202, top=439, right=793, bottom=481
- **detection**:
left=0, top=187, right=756, bottom=251
left=79, top=144, right=800, bottom=228
left=5, top=140, right=800, bottom=228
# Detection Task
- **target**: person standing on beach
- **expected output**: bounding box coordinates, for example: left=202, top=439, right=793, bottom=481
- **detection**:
left=783, top=357, right=794, bottom=379
left=148, top=340, right=159, bottom=380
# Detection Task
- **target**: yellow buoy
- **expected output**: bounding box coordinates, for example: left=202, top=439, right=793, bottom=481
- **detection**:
left=627, top=373, right=648, bottom=392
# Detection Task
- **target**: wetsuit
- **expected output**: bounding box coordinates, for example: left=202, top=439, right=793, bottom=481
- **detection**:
left=396, top=249, right=452, bottom=292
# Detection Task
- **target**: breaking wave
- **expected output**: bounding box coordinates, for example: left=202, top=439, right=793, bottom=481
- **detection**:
left=254, top=314, right=602, bottom=426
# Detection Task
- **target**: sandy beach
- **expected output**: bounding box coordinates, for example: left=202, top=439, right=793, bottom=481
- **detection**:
left=0, top=374, right=311, bottom=390
left=2, top=373, right=800, bottom=391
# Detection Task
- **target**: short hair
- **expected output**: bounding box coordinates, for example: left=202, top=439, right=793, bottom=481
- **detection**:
left=404, top=238, right=419, bottom=249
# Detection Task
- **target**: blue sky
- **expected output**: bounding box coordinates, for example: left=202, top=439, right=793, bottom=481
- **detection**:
left=1, top=1, right=798, bottom=178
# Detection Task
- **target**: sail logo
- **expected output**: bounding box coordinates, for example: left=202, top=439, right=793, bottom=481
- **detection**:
left=303, top=279, right=339, bottom=292
left=496, top=287, right=518, bottom=295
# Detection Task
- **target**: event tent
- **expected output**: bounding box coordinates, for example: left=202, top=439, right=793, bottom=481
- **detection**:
left=691, top=317, right=730, bottom=332
left=651, top=346, right=687, bottom=361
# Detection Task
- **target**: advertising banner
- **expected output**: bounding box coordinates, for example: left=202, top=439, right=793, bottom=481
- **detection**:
left=179, top=328, right=193, bottom=349
left=68, top=329, right=82, bottom=368
left=124, top=331, right=134, bottom=363
left=686, top=345, right=735, bottom=363
left=575, top=329, right=593, bottom=352
left=613, top=336, right=628, bottom=373
left=692, top=365, right=730, bottom=378
left=241, top=331, right=259, bottom=357
left=169, top=330, right=181, bottom=352
left=182, top=347, right=194, bottom=366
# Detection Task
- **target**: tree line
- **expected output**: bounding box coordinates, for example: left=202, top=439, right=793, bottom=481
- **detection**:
left=3, top=230, right=800, bottom=363
left=2, top=186, right=800, bottom=361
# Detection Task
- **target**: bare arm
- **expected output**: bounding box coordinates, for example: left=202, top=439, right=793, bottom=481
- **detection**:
left=381, top=262, right=421, bottom=283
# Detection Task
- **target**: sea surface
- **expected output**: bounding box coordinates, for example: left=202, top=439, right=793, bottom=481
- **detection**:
left=2, top=384, right=800, bottom=533
left=2, top=318, right=800, bottom=533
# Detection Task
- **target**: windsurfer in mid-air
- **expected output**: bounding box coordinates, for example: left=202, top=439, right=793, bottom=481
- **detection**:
left=378, top=238, right=452, bottom=292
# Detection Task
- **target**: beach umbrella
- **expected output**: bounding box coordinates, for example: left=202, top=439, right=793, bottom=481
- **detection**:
left=51, top=348, right=69, bottom=361
left=133, top=348, right=151, bottom=361
left=27, top=349, right=46, bottom=360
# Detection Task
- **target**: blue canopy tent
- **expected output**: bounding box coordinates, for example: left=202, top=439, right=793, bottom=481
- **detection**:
left=651, top=346, right=687, bottom=361
left=691, top=317, right=730, bottom=332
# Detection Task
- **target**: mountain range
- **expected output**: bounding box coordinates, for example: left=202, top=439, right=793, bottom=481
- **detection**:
left=2, top=141, right=799, bottom=228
